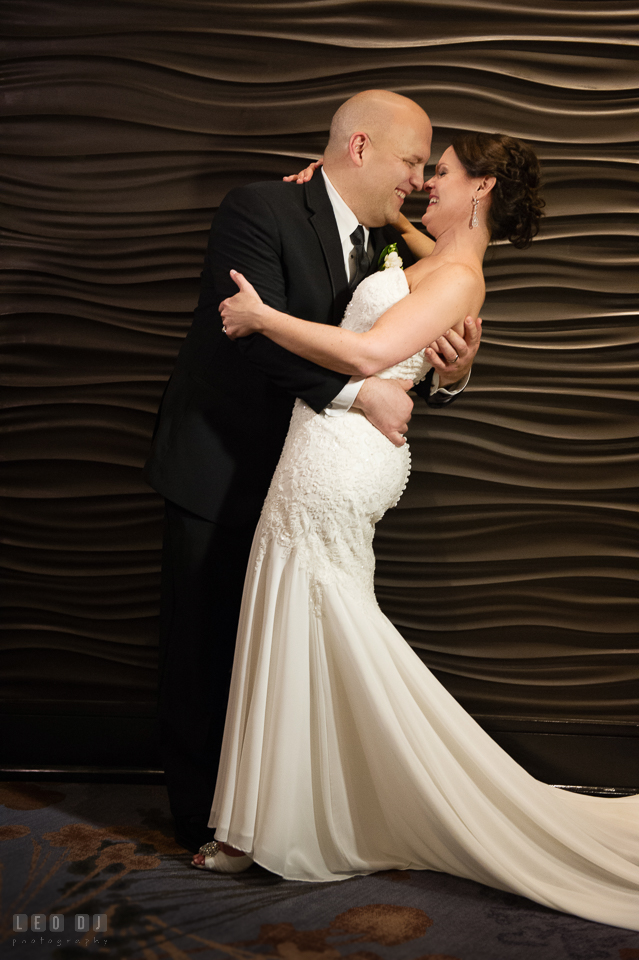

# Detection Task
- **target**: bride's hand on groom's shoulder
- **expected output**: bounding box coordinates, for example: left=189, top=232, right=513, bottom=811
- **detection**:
left=283, top=159, right=323, bottom=184
left=219, top=270, right=266, bottom=339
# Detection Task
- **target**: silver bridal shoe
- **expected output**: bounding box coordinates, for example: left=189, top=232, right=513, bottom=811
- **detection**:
left=191, top=840, right=253, bottom=874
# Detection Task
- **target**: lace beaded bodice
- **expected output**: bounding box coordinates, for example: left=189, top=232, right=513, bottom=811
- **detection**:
left=255, top=267, right=431, bottom=607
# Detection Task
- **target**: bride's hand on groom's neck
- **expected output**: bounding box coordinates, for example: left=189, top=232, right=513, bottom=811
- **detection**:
left=283, top=158, right=324, bottom=185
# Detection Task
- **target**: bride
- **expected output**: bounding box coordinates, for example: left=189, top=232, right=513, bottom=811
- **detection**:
left=194, top=133, right=639, bottom=931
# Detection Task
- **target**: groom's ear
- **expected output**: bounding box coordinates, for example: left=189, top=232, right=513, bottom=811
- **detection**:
left=348, top=132, right=369, bottom=167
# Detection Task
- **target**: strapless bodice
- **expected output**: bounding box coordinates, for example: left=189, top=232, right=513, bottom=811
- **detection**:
left=341, top=267, right=432, bottom=385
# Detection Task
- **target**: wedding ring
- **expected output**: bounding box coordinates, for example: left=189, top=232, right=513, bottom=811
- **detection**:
left=448, top=354, right=459, bottom=363
left=222, top=325, right=227, bottom=334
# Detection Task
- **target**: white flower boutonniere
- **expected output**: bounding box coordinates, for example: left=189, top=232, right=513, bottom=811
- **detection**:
left=378, top=242, right=403, bottom=271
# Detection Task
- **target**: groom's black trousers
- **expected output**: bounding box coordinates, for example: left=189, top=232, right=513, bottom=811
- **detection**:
left=157, top=500, right=257, bottom=845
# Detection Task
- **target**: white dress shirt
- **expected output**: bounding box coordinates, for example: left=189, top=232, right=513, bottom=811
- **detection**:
left=320, top=169, right=468, bottom=415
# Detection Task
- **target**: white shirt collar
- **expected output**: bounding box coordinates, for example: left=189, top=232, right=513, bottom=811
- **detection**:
left=321, top=168, right=370, bottom=279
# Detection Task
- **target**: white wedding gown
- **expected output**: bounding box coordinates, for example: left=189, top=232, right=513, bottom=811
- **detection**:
left=210, top=267, right=639, bottom=930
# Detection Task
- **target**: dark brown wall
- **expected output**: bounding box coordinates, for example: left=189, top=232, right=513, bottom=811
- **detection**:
left=1, top=1, right=638, bottom=780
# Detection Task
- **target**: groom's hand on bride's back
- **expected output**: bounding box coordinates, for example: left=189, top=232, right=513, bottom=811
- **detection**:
left=353, top=378, right=414, bottom=447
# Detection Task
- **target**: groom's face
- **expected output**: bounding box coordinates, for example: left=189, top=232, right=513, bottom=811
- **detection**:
left=357, top=116, right=432, bottom=228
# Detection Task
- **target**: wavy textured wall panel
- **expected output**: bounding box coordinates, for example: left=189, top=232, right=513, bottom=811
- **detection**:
left=1, top=1, right=638, bottom=731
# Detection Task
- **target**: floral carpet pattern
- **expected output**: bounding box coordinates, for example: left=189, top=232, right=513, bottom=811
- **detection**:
left=1, top=782, right=638, bottom=960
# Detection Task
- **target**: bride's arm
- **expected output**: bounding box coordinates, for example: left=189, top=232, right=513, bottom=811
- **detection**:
left=221, top=267, right=482, bottom=378
left=389, top=212, right=435, bottom=260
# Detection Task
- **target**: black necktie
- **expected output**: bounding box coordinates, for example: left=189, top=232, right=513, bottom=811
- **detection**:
left=349, top=225, right=371, bottom=290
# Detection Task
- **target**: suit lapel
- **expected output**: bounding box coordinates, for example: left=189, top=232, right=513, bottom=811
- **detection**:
left=369, top=228, right=387, bottom=274
left=369, top=226, right=417, bottom=277
left=304, top=176, right=350, bottom=326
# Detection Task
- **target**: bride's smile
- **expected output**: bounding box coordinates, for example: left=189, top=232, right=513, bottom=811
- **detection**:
left=421, top=145, right=489, bottom=239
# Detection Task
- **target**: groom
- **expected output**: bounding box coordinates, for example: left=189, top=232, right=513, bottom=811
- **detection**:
left=145, top=90, right=481, bottom=853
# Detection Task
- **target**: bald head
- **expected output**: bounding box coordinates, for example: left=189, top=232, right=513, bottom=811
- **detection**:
left=323, top=90, right=432, bottom=228
left=325, top=90, right=431, bottom=161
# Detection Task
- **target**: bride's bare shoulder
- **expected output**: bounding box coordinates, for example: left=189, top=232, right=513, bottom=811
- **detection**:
left=407, top=257, right=484, bottom=296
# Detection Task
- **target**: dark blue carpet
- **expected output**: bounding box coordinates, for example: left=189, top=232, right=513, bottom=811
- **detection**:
left=1, top=782, right=638, bottom=960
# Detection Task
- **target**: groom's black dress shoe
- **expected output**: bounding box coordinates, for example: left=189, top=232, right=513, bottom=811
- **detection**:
left=173, top=814, right=219, bottom=854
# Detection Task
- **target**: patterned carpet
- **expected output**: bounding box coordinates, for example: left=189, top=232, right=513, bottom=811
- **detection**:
left=1, top=782, right=638, bottom=960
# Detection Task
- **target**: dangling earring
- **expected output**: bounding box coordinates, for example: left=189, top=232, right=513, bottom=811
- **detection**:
left=470, top=195, right=479, bottom=229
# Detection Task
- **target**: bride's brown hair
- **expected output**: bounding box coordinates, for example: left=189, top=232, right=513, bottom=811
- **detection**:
left=451, top=133, right=545, bottom=249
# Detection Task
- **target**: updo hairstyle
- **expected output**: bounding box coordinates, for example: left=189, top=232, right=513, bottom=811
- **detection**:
left=451, top=132, right=545, bottom=249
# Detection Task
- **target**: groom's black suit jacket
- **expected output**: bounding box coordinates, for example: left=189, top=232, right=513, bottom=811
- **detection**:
left=145, top=174, right=442, bottom=527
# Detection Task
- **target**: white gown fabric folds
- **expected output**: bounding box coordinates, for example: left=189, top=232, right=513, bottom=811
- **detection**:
left=211, top=268, right=639, bottom=930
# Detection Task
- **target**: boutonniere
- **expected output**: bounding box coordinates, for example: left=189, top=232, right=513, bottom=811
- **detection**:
left=378, top=242, right=403, bottom=271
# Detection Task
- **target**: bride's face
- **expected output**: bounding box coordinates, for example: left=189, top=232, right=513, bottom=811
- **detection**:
left=421, top=146, right=478, bottom=236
